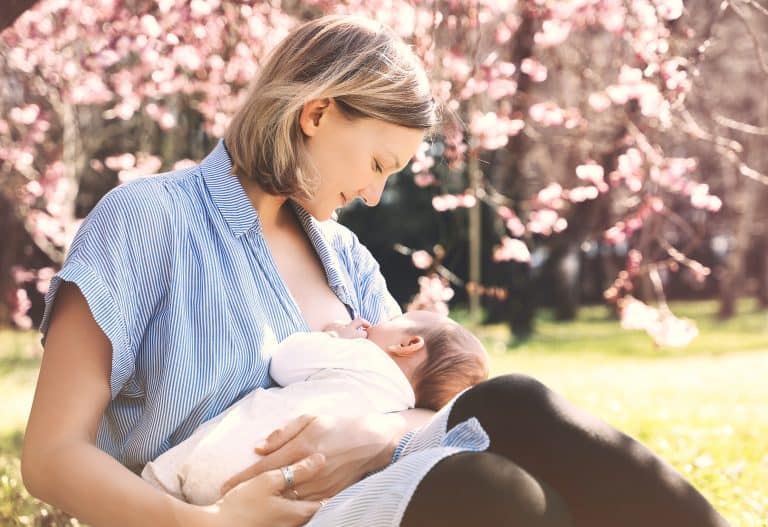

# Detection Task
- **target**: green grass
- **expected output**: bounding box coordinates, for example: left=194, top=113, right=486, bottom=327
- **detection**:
left=1, top=299, right=767, bottom=526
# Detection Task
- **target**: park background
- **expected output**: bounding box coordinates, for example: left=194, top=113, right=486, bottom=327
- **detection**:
left=1, top=0, right=767, bottom=525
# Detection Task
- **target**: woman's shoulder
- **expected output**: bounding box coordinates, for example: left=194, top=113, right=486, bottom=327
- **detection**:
left=84, top=165, right=203, bottom=237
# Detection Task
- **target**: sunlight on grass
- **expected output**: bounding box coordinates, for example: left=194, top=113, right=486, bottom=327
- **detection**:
left=1, top=299, right=766, bottom=526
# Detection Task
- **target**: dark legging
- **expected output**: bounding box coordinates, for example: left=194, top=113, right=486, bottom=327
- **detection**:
left=402, top=374, right=731, bottom=527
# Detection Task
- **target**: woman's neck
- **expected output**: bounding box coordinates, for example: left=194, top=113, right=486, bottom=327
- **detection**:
left=240, top=178, right=291, bottom=234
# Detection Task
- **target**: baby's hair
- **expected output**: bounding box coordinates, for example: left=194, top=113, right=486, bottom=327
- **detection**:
left=408, top=319, right=489, bottom=411
left=225, top=14, right=442, bottom=201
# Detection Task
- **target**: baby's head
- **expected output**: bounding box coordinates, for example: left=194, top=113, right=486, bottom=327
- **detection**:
left=366, top=310, right=489, bottom=411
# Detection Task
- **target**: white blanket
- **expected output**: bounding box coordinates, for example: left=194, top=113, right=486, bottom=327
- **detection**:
left=141, top=332, right=415, bottom=505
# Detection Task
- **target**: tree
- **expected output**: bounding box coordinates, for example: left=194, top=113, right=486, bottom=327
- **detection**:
left=2, top=0, right=766, bottom=347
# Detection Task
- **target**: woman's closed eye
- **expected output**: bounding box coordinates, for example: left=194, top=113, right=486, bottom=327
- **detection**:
left=374, top=160, right=383, bottom=174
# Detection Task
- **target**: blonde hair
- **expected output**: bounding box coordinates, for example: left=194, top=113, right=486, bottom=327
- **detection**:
left=224, top=14, right=440, bottom=200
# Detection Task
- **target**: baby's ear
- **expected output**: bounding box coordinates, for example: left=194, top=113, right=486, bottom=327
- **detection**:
left=387, top=336, right=425, bottom=356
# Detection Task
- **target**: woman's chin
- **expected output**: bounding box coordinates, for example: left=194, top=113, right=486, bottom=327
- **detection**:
left=300, top=202, right=337, bottom=221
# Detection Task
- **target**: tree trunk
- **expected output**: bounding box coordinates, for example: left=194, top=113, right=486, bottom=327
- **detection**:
left=718, top=167, right=758, bottom=319
left=0, top=0, right=39, bottom=32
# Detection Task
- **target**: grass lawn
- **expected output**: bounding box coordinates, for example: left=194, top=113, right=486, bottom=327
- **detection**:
left=1, top=299, right=767, bottom=526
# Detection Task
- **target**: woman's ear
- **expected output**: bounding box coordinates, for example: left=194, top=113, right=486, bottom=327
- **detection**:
left=299, top=97, right=332, bottom=136
left=387, top=336, right=425, bottom=356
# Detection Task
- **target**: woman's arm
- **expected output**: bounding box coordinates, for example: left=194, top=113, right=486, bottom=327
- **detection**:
left=22, top=282, right=203, bottom=526
left=222, top=407, right=435, bottom=500
left=22, top=283, right=322, bottom=527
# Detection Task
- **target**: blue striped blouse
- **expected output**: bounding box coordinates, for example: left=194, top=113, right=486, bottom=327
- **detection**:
left=40, top=140, right=402, bottom=474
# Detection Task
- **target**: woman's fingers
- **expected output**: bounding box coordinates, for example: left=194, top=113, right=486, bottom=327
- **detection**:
left=256, top=414, right=316, bottom=455
left=265, top=453, right=326, bottom=494
left=272, top=496, right=324, bottom=525
left=220, top=452, right=325, bottom=497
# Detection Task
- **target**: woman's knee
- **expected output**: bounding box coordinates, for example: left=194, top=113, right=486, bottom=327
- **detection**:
left=402, top=451, right=571, bottom=527
left=448, top=373, right=554, bottom=429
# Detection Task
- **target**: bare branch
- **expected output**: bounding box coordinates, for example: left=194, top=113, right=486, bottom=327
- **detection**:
left=713, top=113, right=768, bottom=135
left=676, top=110, right=768, bottom=185
left=678, top=109, right=743, bottom=153
left=739, top=162, right=768, bottom=185
left=746, top=0, right=768, bottom=17
left=728, top=0, right=768, bottom=77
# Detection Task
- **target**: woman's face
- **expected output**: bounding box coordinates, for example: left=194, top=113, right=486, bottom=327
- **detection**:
left=295, top=98, right=426, bottom=221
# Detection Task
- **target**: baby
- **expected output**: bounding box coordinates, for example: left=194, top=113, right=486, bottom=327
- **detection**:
left=141, top=310, right=489, bottom=505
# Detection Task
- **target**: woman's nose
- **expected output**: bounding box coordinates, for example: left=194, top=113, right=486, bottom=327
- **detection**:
left=359, top=181, right=386, bottom=207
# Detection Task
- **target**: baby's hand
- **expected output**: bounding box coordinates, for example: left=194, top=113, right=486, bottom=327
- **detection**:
left=323, top=317, right=371, bottom=339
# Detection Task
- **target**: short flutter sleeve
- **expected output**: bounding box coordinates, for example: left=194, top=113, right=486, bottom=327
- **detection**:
left=40, top=180, right=173, bottom=399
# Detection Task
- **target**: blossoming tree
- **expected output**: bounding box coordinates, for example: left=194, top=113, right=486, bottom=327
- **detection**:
left=2, top=0, right=766, bottom=346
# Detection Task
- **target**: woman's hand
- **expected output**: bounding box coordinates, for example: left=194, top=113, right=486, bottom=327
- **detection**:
left=221, top=413, right=397, bottom=501
left=205, top=453, right=326, bottom=527
left=323, top=317, right=371, bottom=339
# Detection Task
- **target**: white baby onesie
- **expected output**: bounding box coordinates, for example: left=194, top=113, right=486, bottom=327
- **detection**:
left=141, top=332, right=415, bottom=505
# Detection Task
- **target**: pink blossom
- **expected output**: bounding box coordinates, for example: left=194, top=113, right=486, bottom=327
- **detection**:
left=655, top=0, right=683, bottom=20
left=497, top=61, right=516, bottom=76
left=11, top=265, right=36, bottom=283
left=12, top=288, right=33, bottom=330
left=661, top=58, right=690, bottom=91
left=118, top=154, right=163, bottom=183
left=506, top=217, right=526, bottom=237
left=173, top=159, right=198, bottom=170
left=140, top=14, right=162, bottom=38
left=536, top=183, right=563, bottom=207
left=414, top=173, right=436, bottom=187
left=191, top=0, right=218, bottom=17
left=406, top=274, right=454, bottom=316
left=105, top=153, right=136, bottom=171
left=9, top=104, right=40, bottom=125
left=497, top=206, right=514, bottom=221
left=704, top=195, right=722, bottom=212
left=36, top=267, right=56, bottom=294
left=620, top=296, right=660, bottom=330
left=442, top=53, right=472, bottom=82
left=604, top=225, right=627, bottom=244
left=567, top=186, right=600, bottom=202
left=576, top=163, right=608, bottom=191
left=411, top=250, right=434, bottom=270
left=588, top=92, right=612, bottom=112
left=521, top=58, right=548, bottom=82
left=493, top=237, right=531, bottom=263
left=487, top=78, right=518, bottom=100
left=495, top=24, right=513, bottom=44
left=646, top=312, right=698, bottom=347
left=534, top=19, right=572, bottom=48
left=173, top=45, right=203, bottom=71
left=606, top=84, right=630, bottom=104
left=529, top=102, right=565, bottom=126
left=432, top=195, right=448, bottom=212
left=527, top=208, right=567, bottom=235
left=599, top=1, right=627, bottom=32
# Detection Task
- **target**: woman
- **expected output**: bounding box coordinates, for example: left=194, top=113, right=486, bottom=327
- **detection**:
left=22, top=14, right=730, bottom=527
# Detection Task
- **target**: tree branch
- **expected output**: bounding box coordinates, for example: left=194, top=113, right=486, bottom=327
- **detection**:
left=713, top=113, right=768, bottom=135
left=728, top=0, right=768, bottom=77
